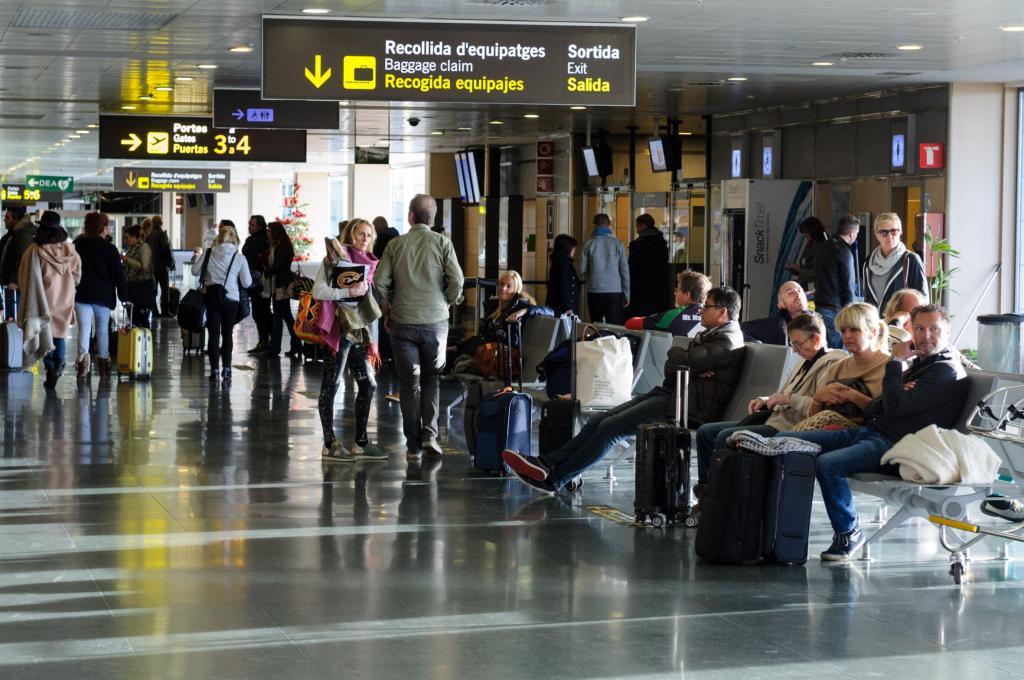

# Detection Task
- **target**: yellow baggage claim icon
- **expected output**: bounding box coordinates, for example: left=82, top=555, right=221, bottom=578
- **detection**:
left=343, top=56, right=376, bottom=90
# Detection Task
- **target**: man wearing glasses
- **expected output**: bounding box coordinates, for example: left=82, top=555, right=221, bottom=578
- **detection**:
left=503, top=286, right=746, bottom=494
left=863, top=212, right=928, bottom=311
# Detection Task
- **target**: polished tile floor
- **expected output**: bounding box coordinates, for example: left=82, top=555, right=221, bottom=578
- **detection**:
left=1, top=320, right=1023, bottom=679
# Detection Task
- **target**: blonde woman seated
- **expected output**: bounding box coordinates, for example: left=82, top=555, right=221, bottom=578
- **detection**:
left=694, top=312, right=844, bottom=491
left=448, top=270, right=554, bottom=375
left=800, top=302, right=890, bottom=429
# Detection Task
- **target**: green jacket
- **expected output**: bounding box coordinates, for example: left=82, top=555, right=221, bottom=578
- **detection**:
left=375, top=224, right=464, bottom=325
left=0, top=217, right=37, bottom=286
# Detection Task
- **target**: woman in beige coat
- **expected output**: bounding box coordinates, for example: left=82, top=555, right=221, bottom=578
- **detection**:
left=18, top=211, right=82, bottom=389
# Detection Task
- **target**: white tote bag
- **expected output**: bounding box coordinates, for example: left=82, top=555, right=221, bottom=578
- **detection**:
left=576, top=334, right=633, bottom=408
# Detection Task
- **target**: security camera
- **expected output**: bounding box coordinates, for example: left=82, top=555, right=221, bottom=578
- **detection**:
left=407, top=117, right=420, bottom=127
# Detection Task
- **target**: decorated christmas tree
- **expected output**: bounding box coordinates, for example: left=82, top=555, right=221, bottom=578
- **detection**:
left=278, top=182, right=313, bottom=261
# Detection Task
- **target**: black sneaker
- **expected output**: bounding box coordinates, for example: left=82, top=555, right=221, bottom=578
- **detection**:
left=981, top=499, right=1024, bottom=522
left=820, top=528, right=865, bottom=562
left=508, top=466, right=556, bottom=495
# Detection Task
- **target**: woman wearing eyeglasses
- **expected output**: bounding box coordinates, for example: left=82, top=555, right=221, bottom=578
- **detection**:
left=862, top=212, right=928, bottom=311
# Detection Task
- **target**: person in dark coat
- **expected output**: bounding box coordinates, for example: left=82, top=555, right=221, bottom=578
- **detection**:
left=145, top=215, right=174, bottom=317
left=814, top=214, right=861, bottom=349
left=372, top=215, right=400, bottom=259
left=73, top=212, right=125, bottom=379
left=741, top=281, right=811, bottom=345
left=785, top=217, right=828, bottom=289
left=627, top=214, right=671, bottom=318
left=266, top=221, right=302, bottom=358
left=242, top=214, right=271, bottom=353
left=546, top=233, right=579, bottom=315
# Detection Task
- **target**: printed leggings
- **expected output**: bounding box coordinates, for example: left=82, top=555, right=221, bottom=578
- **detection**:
left=318, top=339, right=376, bottom=447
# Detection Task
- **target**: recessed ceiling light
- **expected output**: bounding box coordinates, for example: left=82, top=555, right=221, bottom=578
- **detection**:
left=489, top=120, right=503, bottom=125
left=69, top=135, right=80, bottom=139
left=122, top=105, right=137, bottom=110
left=728, top=76, right=747, bottom=81
left=457, top=127, right=472, bottom=131
left=75, top=130, right=89, bottom=134
left=302, top=8, right=330, bottom=14
left=677, top=131, right=693, bottom=136
left=197, top=63, right=218, bottom=69
left=155, top=86, right=173, bottom=92
left=229, top=45, right=253, bottom=53
left=812, top=61, right=834, bottom=66
left=1000, top=25, right=1024, bottom=32
left=570, top=106, right=586, bottom=110
left=897, top=44, right=922, bottom=50
left=430, top=130, right=443, bottom=135
left=175, top=76, right=194, bottom=82
left=87, top=123, right=98, bottom=128
left=524, top=114, right=539, bottom=119
left=621, top=16, right=648, bottom=22
left=139, top=95, right=154, bottom=101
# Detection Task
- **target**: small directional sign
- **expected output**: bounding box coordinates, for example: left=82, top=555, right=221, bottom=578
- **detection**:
left=891, top=133, right=906, bottom=169
left=113, top=167, right=231, bottom=193
left=26, top=175, right=73, bottom=192
left=213, top=89, right=339, bottom=130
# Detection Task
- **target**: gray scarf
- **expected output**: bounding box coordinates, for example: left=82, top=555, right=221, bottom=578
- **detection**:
left=867, top=241, right=906, bottom=277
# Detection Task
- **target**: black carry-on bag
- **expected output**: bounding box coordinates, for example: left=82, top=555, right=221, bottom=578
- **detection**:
left=695, top=446, right=771, bottom=565
left=539, top=315, right=582, bottom=457
left=472, top=321, right=533, bottom=474
left=761, top=451, right=817, bottom=564
left=634, top=367, right=693, bottom=527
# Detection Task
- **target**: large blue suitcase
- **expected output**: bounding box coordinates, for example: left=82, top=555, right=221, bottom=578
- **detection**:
left=761, top=451, right=816, bottom=564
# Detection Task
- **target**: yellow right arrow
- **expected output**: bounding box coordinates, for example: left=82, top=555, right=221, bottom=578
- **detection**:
left=304, top=54, right=332, bottom=88
left=126, top=171, right=136, bottom=187
left=120, top=133, right=142, bottom=152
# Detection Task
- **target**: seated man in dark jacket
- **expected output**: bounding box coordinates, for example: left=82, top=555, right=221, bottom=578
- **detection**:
left=625, top=269, right=709, bottom=337
left=776, top=304, right=968, bottom=561
left=740, top=281, right=810, bottom=345
left=503, top=287, right=746, bottom=494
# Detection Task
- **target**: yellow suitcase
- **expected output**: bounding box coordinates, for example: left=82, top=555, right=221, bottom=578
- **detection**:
left=116, top=303, right=153, bottom=379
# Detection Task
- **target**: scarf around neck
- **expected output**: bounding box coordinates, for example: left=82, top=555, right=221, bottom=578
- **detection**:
left=593, top=226, right=613, bottom=237
left=868, top=240, right=907, bottom=277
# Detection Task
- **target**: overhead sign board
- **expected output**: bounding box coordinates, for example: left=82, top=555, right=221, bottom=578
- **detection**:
left=213, top=88, right=339, bottom=129
left=113, top=167, right=231, bottom=193
left=26, top=175, right=74, bottom=192
left=98, top=115, right=306, bottom=162
left=1, top=184, right=61, bottom=203
left=261, top=16, right=636, bottom=106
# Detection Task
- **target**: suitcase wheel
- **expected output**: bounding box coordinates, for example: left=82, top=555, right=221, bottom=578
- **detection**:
left=684, top=514, right=699, bottom=528
left=649, top=513, right=666, bottom=528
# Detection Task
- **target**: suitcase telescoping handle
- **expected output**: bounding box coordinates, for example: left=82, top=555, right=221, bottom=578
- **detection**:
left=503, top=320, right=524, bottom=392
left=675, top=366, right=689, bottom=428
left=569, top=314, right=577, bottom=403
left=122, top=301, right=134, bottom=332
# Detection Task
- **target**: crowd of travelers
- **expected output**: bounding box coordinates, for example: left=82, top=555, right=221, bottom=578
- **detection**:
left=1, top=199, right=1017, bottom=563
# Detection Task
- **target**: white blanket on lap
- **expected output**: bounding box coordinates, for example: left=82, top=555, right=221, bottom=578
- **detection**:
left=880, top=425, right=1001, bottom=485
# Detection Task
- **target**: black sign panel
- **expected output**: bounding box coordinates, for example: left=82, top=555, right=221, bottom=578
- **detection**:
left=1, top=184, right=61, bottom=203
left=213, top=88, right=339, bottom=129
left=262, top=16, right=636, bottom=107
left=99, top=115, right=306, bottom=162
left=113, top=167, right=231, bottom=193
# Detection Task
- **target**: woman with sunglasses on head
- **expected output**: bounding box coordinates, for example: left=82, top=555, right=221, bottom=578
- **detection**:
left=862, top=212, right=928, bottom=311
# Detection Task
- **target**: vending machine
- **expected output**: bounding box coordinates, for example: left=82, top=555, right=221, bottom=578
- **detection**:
left=708, top=179, right=814, bottom=320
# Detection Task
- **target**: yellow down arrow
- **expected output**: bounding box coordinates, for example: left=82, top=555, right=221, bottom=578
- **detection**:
left=126, top=171, right=136, bottom=187
left=120, top=133, right=142, bottom=152
left=305, top=54, right=332, bottom=88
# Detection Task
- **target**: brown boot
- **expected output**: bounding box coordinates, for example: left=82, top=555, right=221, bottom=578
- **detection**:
left=76, top=353, right=91, bottom=379
left=97, top=357, right=111, bottom=378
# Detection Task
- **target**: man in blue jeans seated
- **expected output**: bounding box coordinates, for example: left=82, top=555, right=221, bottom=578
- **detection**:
left=777, top=304, right=968, bottom=561
left=503, top=286, right=746, bottom=494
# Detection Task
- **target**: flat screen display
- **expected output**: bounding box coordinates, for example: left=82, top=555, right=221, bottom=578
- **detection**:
left=581, top=146, right=600, bottom=177
left=454, top=152, right=469, bottom=202
left=465, top=151, right=482, bottom=204
left=648, top=138, right=667, bottom=173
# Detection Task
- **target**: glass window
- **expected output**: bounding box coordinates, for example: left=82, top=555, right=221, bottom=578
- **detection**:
left=389, top=153, right=426, bottom=231
left=329, top=172, right=349, bottom=232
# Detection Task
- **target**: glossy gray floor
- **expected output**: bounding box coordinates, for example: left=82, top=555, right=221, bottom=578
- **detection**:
left=1, top=320, right=1022, bottom=679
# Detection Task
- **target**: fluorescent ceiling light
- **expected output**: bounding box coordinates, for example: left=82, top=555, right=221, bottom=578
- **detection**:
left=197, top=63, right=218, bottom=69
left=175, top=76, right=193, bottom=82
left=302, top=8, right=330, bottom=14
left=812, top=61, right=834, bottom=66
left=430, top=130, right=443, bottom=135
left=524, top=113, right=539, bottom=119
left=457, top=127, right=472, bottom=131
left=728, top=76, right=747, bottom=81
left=677, top=131, right=693, bottom=136
left=571, top=106, right=586, bottom=110
left=1000, top=25, right=1024, bottom=32
left=229, top=45, right=253, bottom=53
left=87, top=123, right=98, bottom=128
left=621, top=16, right=648, bottom=22
left=75, top=130, right=89, bottom=134
left=897, top=44, right=922, bottom=50
left=155, top=86, right=173, bottom=92
left=489, top=120, right=503, bottom=125
left=121, top=105, right=137, bottom=110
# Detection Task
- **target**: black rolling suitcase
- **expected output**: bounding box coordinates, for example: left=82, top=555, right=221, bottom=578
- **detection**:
left=761, top=451, right=817, bottom=564
left=634, top=367, right=693, bottom=527
left=695, top=447, right=770, bottom=564
left=539, top=315, right=581, bottom=457
left=167, top=287, right=180, bottom=316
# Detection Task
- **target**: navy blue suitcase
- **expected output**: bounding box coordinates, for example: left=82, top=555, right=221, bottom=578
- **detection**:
left=472, top=322, right=531, bottom=474
left=761, top=451, right=816, bottom=565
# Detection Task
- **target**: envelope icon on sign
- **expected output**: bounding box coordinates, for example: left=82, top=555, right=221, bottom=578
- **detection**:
left=147, top=132, right=169, bottom=154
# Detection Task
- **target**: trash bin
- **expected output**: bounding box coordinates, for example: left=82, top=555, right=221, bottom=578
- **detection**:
left=977, top=314, right=1024, bottom=374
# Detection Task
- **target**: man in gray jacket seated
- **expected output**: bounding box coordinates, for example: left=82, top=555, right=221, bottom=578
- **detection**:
left=504, top=286, right=746, bottom=494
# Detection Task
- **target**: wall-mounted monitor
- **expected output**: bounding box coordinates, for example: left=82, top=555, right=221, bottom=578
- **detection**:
left=454, top=152, right=469, bottom=202
left=581, top=146, right=600, bottom=178
left=648, top=137, right=668, bottom=172
left=465, top=150, right=482, bottom=204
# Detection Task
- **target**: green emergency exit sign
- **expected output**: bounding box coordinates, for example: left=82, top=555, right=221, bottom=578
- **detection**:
left=26, top=175, right=74, bottom=192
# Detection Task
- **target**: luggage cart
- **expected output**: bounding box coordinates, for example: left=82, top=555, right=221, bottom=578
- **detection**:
left=928, top=385, right=1024, bottom=584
